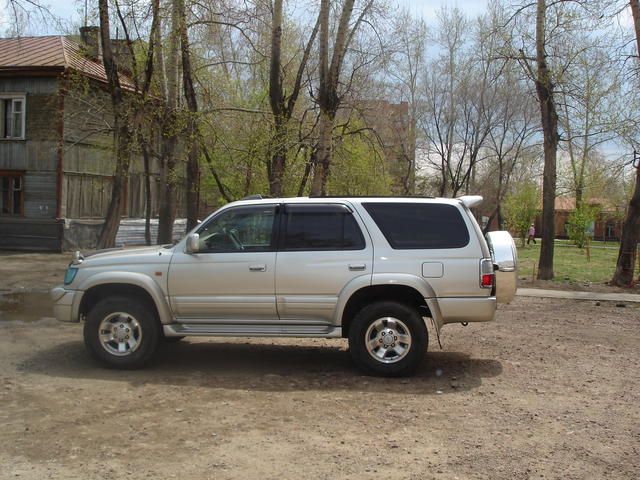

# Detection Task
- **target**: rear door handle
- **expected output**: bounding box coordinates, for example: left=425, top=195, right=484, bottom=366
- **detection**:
left=249, top=264, right=266, bottom=272
left=348, top=264, right=366, bottom=271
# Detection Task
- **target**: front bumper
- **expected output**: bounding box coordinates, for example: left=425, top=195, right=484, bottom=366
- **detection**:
left=50, top=287, right=79, bottom=323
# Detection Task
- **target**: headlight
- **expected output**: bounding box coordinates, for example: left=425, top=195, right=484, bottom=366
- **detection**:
left=64, top=267, right=78, bottom=285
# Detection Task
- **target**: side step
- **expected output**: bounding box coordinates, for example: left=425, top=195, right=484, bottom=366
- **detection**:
left=164, top=323, right=342, bottom=338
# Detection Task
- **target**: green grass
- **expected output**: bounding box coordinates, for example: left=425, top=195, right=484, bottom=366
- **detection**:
left=516, top=240, right=620, bottom=284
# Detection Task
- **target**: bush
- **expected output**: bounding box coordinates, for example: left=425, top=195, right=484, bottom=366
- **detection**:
left=566, top=203, right=600, bottom=249
left=504, top=182, right=540, bottom=246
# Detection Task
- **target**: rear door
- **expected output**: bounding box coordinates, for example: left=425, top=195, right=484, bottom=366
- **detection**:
left=275, top=203, right=373, bottom=324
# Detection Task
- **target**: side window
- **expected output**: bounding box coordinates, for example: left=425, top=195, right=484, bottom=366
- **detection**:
left=363, top=202, right=469, bottom=249
left=196, top=205, right=276, bottom=253
left=1, top=97, right=25, bottom=139
left=282, top=205, right=365, bottom=251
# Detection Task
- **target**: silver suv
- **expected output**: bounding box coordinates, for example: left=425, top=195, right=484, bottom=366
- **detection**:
left=51, top=195, right=517, bottom=376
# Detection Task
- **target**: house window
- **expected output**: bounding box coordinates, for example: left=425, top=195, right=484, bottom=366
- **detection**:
left=0, top=96, right=26, bottom=139
left=0, top=172, right=24, bottom=215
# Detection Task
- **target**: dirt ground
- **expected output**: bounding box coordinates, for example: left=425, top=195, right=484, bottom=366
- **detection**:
left=0, top=293, right=639, bottom=479
left=1, top=251, right=639, bottom=478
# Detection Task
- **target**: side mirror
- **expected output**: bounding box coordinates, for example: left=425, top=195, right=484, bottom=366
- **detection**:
left=186, top=233, right=200, bottom=254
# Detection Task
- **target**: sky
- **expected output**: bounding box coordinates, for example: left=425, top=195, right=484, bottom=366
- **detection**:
left=0, top=0, right=489, bottom=36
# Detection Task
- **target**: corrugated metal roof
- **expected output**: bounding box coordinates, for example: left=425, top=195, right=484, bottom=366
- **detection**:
left=0, top=35, right=135, bottom=89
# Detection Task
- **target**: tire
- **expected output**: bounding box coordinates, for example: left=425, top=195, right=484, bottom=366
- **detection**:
left=83, top=295, right=160, bottom=369
left=348, top=301, right=428, bottom=377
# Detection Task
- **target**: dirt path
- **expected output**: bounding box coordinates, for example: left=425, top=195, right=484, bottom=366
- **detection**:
left=1, top=297, right=638, bottom=479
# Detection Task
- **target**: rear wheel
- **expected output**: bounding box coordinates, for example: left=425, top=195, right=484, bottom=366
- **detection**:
left=348, top=301, right=428, bottom=377
left=84, top=295, right=160, bottom=369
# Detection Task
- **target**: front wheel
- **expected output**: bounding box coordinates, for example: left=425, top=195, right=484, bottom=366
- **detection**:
left=348, top=301, right=428, bottom=377
left=84, top=296, right=160, bottom=369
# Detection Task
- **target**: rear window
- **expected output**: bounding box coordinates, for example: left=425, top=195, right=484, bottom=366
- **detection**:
left=363, top=203, right=469, bottom=249
left=282, top=205, right=365, bottom=251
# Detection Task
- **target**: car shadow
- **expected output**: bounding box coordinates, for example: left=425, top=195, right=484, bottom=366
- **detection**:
left=18, top=338, right=503, bottom=395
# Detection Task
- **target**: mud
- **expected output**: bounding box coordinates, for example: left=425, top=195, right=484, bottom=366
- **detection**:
left=0, top=292, right=52, bottom=323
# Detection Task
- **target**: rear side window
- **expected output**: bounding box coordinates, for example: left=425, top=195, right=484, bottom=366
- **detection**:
left=363, top=203, right=469, bottom=249
left=282, top=205, right=366, bottom=251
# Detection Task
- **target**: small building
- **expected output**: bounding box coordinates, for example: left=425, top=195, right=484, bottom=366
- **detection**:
left=0, top=31, right=185, bottom=251
left=356, top=100, right=416, bottom=194
left=551, top=197, right=624, bottom=242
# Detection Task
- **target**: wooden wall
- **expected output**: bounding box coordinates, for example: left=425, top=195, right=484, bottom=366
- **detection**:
left=61, top=78, right=186, bottom=220
left=0, top=77, right=60, bottom=220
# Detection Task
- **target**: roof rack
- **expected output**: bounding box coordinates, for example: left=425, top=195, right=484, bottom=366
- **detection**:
left=307, top=195, right=435, bottom=199
left=240, top=194, right=263, bottom=200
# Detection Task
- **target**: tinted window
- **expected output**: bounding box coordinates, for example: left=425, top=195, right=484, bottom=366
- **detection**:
left=197, top=205, right=276, bottom=253
left=363, top=203, right=469, bottom=249
left=282, top=205, right=365, bottom=251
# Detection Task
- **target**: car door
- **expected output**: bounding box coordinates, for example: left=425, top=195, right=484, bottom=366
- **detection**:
left=275, top=203, right=373, bottom=324
left=168, top=204, right=279, bottom=321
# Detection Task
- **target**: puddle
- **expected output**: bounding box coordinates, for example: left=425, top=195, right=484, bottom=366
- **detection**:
left=0, top=291, right=53, bottom=322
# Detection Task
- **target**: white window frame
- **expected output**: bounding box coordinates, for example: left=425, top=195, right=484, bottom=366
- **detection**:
left=0, top=94, right=26, bottom=140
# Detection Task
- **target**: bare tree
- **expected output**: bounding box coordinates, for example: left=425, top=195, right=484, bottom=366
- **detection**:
left=178, top=0, right=201, bottom=231
left=386, top=9, right=427, bottom=195
left=157, top=0, right=183, bottom=244
left=268, top=0, right=319, bottom=196
left=96, top=0, right=134, bottom=248
left=310, top=0, right=374, bottom=196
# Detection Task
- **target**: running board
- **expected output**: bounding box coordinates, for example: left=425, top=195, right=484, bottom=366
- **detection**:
left=163, top=323, right=342, bottom=338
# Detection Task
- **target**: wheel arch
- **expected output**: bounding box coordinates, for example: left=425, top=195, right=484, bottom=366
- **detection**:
left=339, top=278, right=436, bottom=338
left=76, top=272, right=173, bottom=324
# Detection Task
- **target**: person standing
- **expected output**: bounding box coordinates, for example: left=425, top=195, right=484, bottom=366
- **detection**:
left=527, top=223, right=536, bottom=245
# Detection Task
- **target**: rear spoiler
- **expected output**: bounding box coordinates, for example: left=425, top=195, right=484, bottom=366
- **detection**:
left=457, top=195, right=483, bottom=208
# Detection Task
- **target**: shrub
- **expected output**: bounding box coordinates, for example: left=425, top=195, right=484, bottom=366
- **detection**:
left=504, top=182, right=540, bottom=246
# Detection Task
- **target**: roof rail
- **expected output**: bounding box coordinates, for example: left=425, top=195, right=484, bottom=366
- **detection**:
left=307, top=195, right=435, bottom=199
left=240, top=194, right=263, bottom=200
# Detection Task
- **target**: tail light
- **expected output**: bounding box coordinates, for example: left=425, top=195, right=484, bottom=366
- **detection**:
left=480, top=258, right=494, bottom=289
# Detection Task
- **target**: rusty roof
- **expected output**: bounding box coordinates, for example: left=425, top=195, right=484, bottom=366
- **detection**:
left=555, top=196, right=621, bottom=212
left=0, top=35, right=135, bottom=89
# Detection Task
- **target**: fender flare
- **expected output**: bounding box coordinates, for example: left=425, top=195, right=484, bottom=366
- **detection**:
left=75, top=272, right=174, bottom=324
left=334, top=273, right=444, bottom=330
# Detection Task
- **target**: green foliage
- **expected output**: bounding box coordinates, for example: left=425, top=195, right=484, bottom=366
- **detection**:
left=327, top=127, right=392, bottom=196
left=566, top=203, right=600, bottom=249
left=503, top=182, right=540, bottom=246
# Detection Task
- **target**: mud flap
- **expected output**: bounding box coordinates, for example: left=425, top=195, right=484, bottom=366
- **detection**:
left=429, top=317, right=443, bottom=349
left=423, top=299, right=444, bottom=350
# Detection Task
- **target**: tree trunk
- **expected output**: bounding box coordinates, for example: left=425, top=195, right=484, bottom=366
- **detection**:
left=311, top=110, right=333, bottom=196
left=96, top=0, right=133, bottom=249
left=298, top=149, right=315, bottom=196
left=535, top=0, right=558, bottom=280
left=179, top=0, right=200, bottom=231
left=157, top=0, right=181, bottom=244
left=140, top=135, right=152, bottom=245
left=310, top=0, right=358, bottom=196
left=268, top=0, right=286, bottom=197
left=611, top=0, right=640, bottom=286
left=612, top=168, right=640, bottom=286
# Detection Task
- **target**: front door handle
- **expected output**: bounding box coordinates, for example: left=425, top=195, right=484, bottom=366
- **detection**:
left=249, top=264, right=266, bottom=272
left=348, top=264, right=366, bottom=271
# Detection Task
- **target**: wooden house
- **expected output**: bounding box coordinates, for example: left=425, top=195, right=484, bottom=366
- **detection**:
left=0, top=29, right=185, bottom=251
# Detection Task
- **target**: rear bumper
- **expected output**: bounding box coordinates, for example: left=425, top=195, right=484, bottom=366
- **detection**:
left=438, top=296, right=497, bottom=324
left=50, top=287, right=80, bottom=323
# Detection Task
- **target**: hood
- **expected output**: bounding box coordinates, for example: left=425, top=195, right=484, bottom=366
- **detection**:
left=80, top=245, right=175, bottom=267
